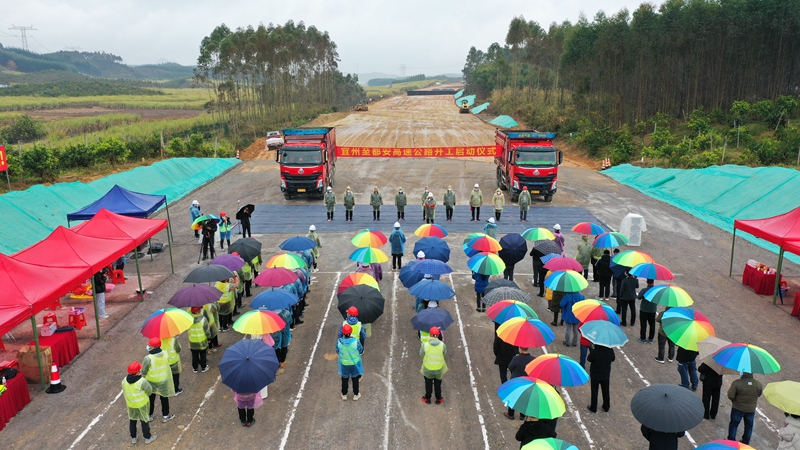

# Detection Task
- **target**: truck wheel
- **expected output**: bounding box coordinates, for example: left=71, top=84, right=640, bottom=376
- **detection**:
left=284, top=192, right=292, bottom=200
left=511, top=192, right=519, bottom=202
left=544, top=195, right=553, bottom=203
left=496, top=169, right=507, bottom=190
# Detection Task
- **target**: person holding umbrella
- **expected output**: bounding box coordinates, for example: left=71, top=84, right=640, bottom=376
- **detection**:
left=272, top=307, right=293, bottom=374
left=420, top=186, right=430, bottom=221
left=640, top=424, right=685, bottom=450
left=654, top=307, right=675, bottom=363
left=389, top=222, right=406, bottom=271
left=424, top=193, right=436, bottom=224
left=122, top=361, right=157, bottom=444
left=161, top=335, right=183, bottom=396
left=676, top=344, right=699, bottom=391
left=395, top=187, right=407, bottom=221
left=618, top=271, right=639, bottom=327
left=516, top=417, right=557, bottom=448
left=560, top=292, right=585, bottom=347
left=324, top=186, right=336, bottom=221
left=337, top=324, right=364, bottom=401
left=190, top=200, right=201, bottom=241
left=188, top=307, right=211, bottom=373
left=595, top=250, right=613, bottom=300
left=420, top=326, right=447, bottom=405
left=493, top=332, right=518, bottom=385
left=338, top=306, right=366, bottom=348
left=232, top=390, right=262, bottom=427
left=638, top=279, right=657, bottom=343
left=307, top=225, right=321, bottom=271
left=473, top=271, right=489, bottom=312
left=141, top=337, right=175, bottom=423
left=587, top=343, right=615, bottom=413
left=371, top=186, right=383, bottom=221
left=698, top=362, right=723, bottom=420
left=470, top=183, right=483, bottom=221
left=216, top=277, right=237, bottom=332
left=518, top=186, right=531, bottom=222
left=239, top=206, right=252, bottom=238
left=503, top=347, right=535, bottom=420
left=202, top=219, right=217, bottom=261
left=443, top=186, right=456, bottom=221
left=203, top=301, right=221, bottom=351
left=727, top=372, right=763, bottom=445
left=778, top=413, right=800, bottom=449
left=344, top=186, right=355, bottom=222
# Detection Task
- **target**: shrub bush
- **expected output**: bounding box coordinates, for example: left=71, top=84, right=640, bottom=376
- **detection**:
left=20, top=144, right=59, bottom=181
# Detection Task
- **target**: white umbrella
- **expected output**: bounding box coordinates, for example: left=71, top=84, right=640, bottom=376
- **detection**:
left=697, top=336, right=739, bottom=376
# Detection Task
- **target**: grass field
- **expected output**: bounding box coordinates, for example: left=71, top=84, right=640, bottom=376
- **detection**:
left=0, top=88, right=209, bottom=111
left=363, top=79, right=445, bottom=97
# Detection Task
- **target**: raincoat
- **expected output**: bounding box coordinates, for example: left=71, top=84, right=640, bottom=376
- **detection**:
left=778, top=414, right=800, bottom=450
left=576, top=236, right=593, bottom=270
left=324, top=190, right=336, bottom=212
left=336, top=336, right=364, bottom=378
left=420, top=189, right=430, bottom=209
left=395, top=191, right=407, bottom=212
left=420, top=337, right=448, bottom=379
left=188, top=313, right=210, bottom=350
left=338, top=315, right=366, bottom=346
left=344, top=190, right=355, bottom=211
left=492, top=189, right=505, bottom=211
left=306, top=230, right=321, bottom=259
left=271, top=308, right=293, bottom=349
left=216, top=280, right=236, bottom=315
left=484, top=221, right=498, bottom=239
left=233, top=391, right=264, bottom=409
left=370, top=191, right=383, bottom=210
left=443, top=189, right=456, bottom=208
left=389, top=228, right=406, bottom=254
left=470, top=189, right=483, bottom=207
left=518, top=190, right=531, bottom=211
left=141, top=348, right=175, bottom=397
left=424, top=197, right=436, bottom=219
left=203, top=302, right=219, bottom=339
left=190, top=204, right=201, bottom=222
left=161, top=336, right=182, bottom=374
left=122, top=374, right=153, bottom=422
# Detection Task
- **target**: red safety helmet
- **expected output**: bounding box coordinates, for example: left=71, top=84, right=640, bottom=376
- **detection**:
left=147, top=337, right=162, bottom=348
left=231, top=252, right=240, bottom=257
left=346, top=306, right=358, bottom=316
left=429, top=326, right=441, bottom=337
left=522, top=186, right=528, bottom=190
left=191, top=306, right=203, bottom=313
left=128, top=361, right=142, bottom=374
left=341, top=324, right=353, bottom=335
left=220, top=211, right=226, bottom=217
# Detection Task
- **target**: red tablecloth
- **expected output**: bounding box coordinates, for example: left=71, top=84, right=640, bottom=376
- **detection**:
left=29, top=330, right=80, bottom=368
left=0, top=373, right=31, bottom=431
left=792, top=292, right=800, bottom=318
left=742, top=264, right=780, bottom=296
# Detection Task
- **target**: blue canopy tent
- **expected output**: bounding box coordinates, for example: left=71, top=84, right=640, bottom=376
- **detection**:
left=66, top=185, right=174, bottom=275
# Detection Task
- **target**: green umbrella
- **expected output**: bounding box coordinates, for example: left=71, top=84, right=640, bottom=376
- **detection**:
left=521, top=227, right=555, bottom=241
left=497, top=377, right=565, bottom=419
left=764, top=381, right=800, bottom=415
left=191, top=214, right=219, bottom=230
left=467, top=252, right=506, bottom=275
left=522, top=438, right=579, bottom=450
left=662, top=307, right=715, bottom=351
left=543, top=270, right=588, bottom=292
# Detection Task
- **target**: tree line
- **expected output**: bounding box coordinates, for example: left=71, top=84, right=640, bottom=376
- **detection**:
left=193, top=20, right=365, bottom=140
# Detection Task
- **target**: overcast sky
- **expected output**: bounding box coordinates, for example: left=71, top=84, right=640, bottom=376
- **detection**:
left=3, top=0, right=639, bottom=76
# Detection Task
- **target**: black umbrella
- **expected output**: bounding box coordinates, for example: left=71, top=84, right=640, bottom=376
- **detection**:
left=228, top=238, right=261, bottom=261
left=631, top=384, right=704, bottom=433
left=498, top=233, right=528, bottom=266
left=184, top=264, right=236, bottom=283
left=483, top=286, right=532, bottom=306
left=236, top=204, right=255, bottom=220
left=337, top=284, right=385, bottom=324
left=485, top=279, right=519, bottom=293
left=610, top=259, right=630, bottom=278
left=533, top=239, right=562, bottom=255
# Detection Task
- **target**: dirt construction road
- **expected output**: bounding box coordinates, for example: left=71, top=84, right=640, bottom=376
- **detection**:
left=4, top=95, right=799, bottom=450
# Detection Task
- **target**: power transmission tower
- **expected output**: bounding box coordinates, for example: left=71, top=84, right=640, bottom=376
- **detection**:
left=399, top=64, right=406, bottom=77
left=9, top=25, right=36, bottom=51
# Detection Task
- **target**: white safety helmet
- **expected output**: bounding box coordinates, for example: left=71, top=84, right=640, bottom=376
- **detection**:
left=554, top=223, right=561, bottom=231
left=488, top=217, right=495, bottom=223
left=417, top=251, right=425, bottom=258
left=394, top=222, right=401, bottom=228
left=428, top=193, right=433, bottom=198
left=327, top=186, right=332, bottom=191
left=309, top=225, right=316, bottom=231
left=192, top=200, right=199, bottom=206
left=474, top=183, right=479, bottom=188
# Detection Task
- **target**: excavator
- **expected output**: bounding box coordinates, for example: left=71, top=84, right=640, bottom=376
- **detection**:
left=459, top=100, right=470, bottom=114
left=353, top=101, right=368, bottom=111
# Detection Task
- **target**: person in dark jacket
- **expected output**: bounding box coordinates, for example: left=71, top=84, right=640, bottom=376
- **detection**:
left=641, top=424, right=685, bottom=450
left=493, top=334, right=519, bottom=385
left=676, top=345, right=699, bottom=391
left=530, top=249, right=544, bottom=288
left=504, top=347, right=536, bottom=420
left=473, top=271, right=489, bottom=312
left=611, top=248, right=623, bottom=299
left=239, top=206, right=251, bottom=238
left=638, top=279, right=657, bottom=342
left=698, top=362, right=723, bottom=420
left=516, top=416, right=557, bottom=448
left=594, top=250, right=613, bottom=300
left=727, top=372, right=763, bottom=444
left=587, top=344, right=615, bottom=413
left=618, top=272, right=639, bottom=327
left=654, top=307, right=676, bottom=363
left=201, top=219, right=217, bottom=260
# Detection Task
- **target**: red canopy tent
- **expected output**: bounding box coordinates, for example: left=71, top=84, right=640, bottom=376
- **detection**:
left=13, top=226, right=133, bottom=272
left=730, top=206, right=800, bottom=304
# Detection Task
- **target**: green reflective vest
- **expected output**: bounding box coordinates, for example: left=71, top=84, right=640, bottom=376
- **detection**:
left=144, top=352, right=170, bottom=384
left=162, top=337, right=180, bottom=365
left=338, top=339, right=360, bottom=366
left=219, top=220, right=232, bottom=233
left=122, top=378, right=149, bottom=408
left=242, top=263, right=253, bottom=281
left=422, top=342, right=445, bottom=370
left=189, top=316, right=208, bottom=346
left=344, top=320, right=362, bottom=340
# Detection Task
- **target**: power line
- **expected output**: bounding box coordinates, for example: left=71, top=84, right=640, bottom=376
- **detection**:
left=29, top=34, right=50, bottom=52
left=9, top=25, right=36, bottom=51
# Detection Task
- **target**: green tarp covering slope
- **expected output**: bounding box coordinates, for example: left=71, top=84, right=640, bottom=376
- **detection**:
left=604, top=164, right=800, bottom=262
left=489, top=115, right=519, bottom=128
left=0, top=157, right=239, bottom=254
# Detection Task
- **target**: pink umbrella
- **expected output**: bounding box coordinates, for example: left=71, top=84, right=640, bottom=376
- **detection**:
left=544, top=256, right=583, bottom=272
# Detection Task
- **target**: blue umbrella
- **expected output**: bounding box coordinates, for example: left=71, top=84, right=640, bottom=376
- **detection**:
left=413, top=237, right=451, bottom=263
left=409, top=279, right=456, bottom=301
left=399, top=261, right=425, bottom=288
left=249, top=289, right=299, bottom=310
left=498, top=233, right=528, bottom=266
left=580, top=320, right=628, bottom=348
left=219, top=339, right=280, bottom=393
left=411, top=308, right=454, bottom=331
left=610, top=259, right=629, bottom=278
left=540, top=253, right=561, bottom=264
left=279, top=236, right=317, bottom=252
left=412, top=259, right=454, bottom=275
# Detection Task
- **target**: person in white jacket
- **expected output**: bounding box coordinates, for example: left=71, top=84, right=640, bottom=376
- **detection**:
left=778, top=413, right=800, bottom=450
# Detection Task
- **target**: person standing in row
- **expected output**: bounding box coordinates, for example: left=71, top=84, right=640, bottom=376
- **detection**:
left=337, top=324, right=364, bottom=401
left=324, top=186, right=336, bottom=222
left=338, top=306, right=367, bottom=349
left=504, top=347, right=535, bottom=420
left=395, top=187, right=407, bottom=221
left=94, top=269, right=109, bottom=319
left=595, top=250, right=613, bottom=300
left=273, top=308, right=293, bottom=374
left=493, top=332, right=518, bottom=385
left=218, top=212, right=232, bottom=250
left=389, top=222, right=406, bottom=271
left=122, top=362, right=157, bottom=444
left=641, top=424, right=684, bottom=450
left=420, top=186, right=430, bottom=221
left=240, top=206, right=252, bottom=238
left=190, top=200, right=201, bottom=241
left=777, top=413, right=800, bottom=449
left=344, top=186, right=355, bottom=222
left=370, top=186, right=383, bottom=221
left=203, top=301, right=220, bottom=351
left=473, top=271, right=489, bottom=312
left=553, top=224, right=565, bottom=253
left=188, top=307, right=210, bottom=373
left=470, top=184, right=483, bottom=221
left=654, top=307, right=676, bottom=363
left=443, top=186, right=456, bottom=221
left=141, top=338, right=175, bottom=423
left=518, top=186, right=531, bottom=222
left=575, top=235, right=592, bottom=279
left=424, top=193, right=436, bottom=224
left=560, top=291, right=584, bottom=347
left=492, top=188, right=505, bottom=221
left=233, top=390, right=262, bottom=427
left=587, top=343, right=615, bottom=413
left=484, top=217, right=498, bottom=239
left=160, top=335, right=184, bottom=396
left=420, top=326, right=447, bottom=405
left=698, top=362, right=723, bottom=420
left=676, top=345, right=699, bottom=391
left=618, top=272, right=639, bottom=327
left=638, top=279, right=657, bottom=343
left=516, top=417, right=557, bottom=448
left=216, top=277, right=236, bottom=332
left=727, top=372, right=763, bottom=445
left=202, top=219, right=217, bottom=261
left=307, top=225, right=321, bottom=272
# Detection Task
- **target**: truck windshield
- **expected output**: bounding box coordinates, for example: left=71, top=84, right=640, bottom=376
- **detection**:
left=281, top=149, right=322, bottom=166
left=515, top=148, right=556, bottom=166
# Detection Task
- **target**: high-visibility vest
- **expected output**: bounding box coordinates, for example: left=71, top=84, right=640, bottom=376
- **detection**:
left=338, top=339, right=360, bottom=366
left=122, top=378, right=149, bottom=408
left=344, top=320, right=362, bottom=340
left=189, top=317, right=207, bottom=344
left=242, top=263, right=253, bottom=281
left=216, top=281, right=234, bottom=304
left=162, top=337, right=180, bottom=365
left=422, top=342, right=445, bottom=370
left=420, top=331, right=431, bottom=344
left=219, top=220, right=231, bottom=233
left=144, top=352, right=170, bottom=384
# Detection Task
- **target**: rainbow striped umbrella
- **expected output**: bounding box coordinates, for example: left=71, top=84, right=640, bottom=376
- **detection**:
left=497, top=317, right=555, bottom=347
left=696, top=440, right=755, bottom=450
left=351, top=228, right=388, bottom=248
left=497, top=377, right=565, bottom=419
left=571, top=222, right=605, bottom=235
left=522, top=227, right=555, bottom=241
left=337, top=273, right=380, bottom=295
left=522, top=438, right=579, bottom=450
left=571, top=299, right=621, bottom=325
left=592, top=232, right=629, bottom=248
left=232, top=310, right=286, bottom=335
left=712, top=343, right=781, bottom=375
left=525, top=353, right=589, bottom=387
left=415, top=223, right=448, bottom=238
left=543, top=270, right=588, bottom=292
left=265, top=253, right=307, bottom=270
left=467, top=252, right=506, bottom=275
left=348, top=247, right=389, bottom=264
left=486, top=300, right=538, bottom=324
left=644, top=285, right=694, bottom=307
left=630, top=262, right=673, bottom=280
left=463, top=233, right=485, bottom=257
left=612, top=250, right=655, bottom=266
left=141, top=308, right=194, bottom=338
left=467, top=235, right=502, bottom=253
left=662, top=307, right=715, bottom=351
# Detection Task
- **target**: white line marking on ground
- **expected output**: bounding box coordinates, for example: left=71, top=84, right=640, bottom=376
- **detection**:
left=382, top=273, right=399, bottom=449
left=541, top=347, right=596, bottom=449
left=448, top=273, right=491, bottom=450
left=278, top=272, right=341, bottom=450
left=68, top=389, right=123, bottom=449
left=756, top=406, right=777, bottom=432
left=171, top=375, right=221, bottom=449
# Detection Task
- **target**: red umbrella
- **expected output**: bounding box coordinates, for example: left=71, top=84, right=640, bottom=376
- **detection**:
left=254, top=267, right=298, bottom=287
left=544, top=256, right=583, bottom=272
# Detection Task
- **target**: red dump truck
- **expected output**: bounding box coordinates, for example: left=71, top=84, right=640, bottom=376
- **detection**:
left=494, top=130, right=562, bottom=202
left=277, top=127, right=337, bottom=199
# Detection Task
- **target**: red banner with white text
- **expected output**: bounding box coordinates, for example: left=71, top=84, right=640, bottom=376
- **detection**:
left=0, top=146, right=7, bottom=171
left=335, top=145, right=500, bottom=158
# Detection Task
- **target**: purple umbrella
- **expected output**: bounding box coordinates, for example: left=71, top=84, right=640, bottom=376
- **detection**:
left=168, top=284, right=223, bottom=307
left=211, top=254, right=245, bottom=271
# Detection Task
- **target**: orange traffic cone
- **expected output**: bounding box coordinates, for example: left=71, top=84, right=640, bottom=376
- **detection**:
left=601, top=157, right=611, bottom=170
left=236, top=150, right=240, bottom=159
left=46, top=362, right=66, bottom=394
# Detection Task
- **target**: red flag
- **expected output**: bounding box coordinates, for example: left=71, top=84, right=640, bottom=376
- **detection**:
left=0, top=146, right=7, bottom=171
